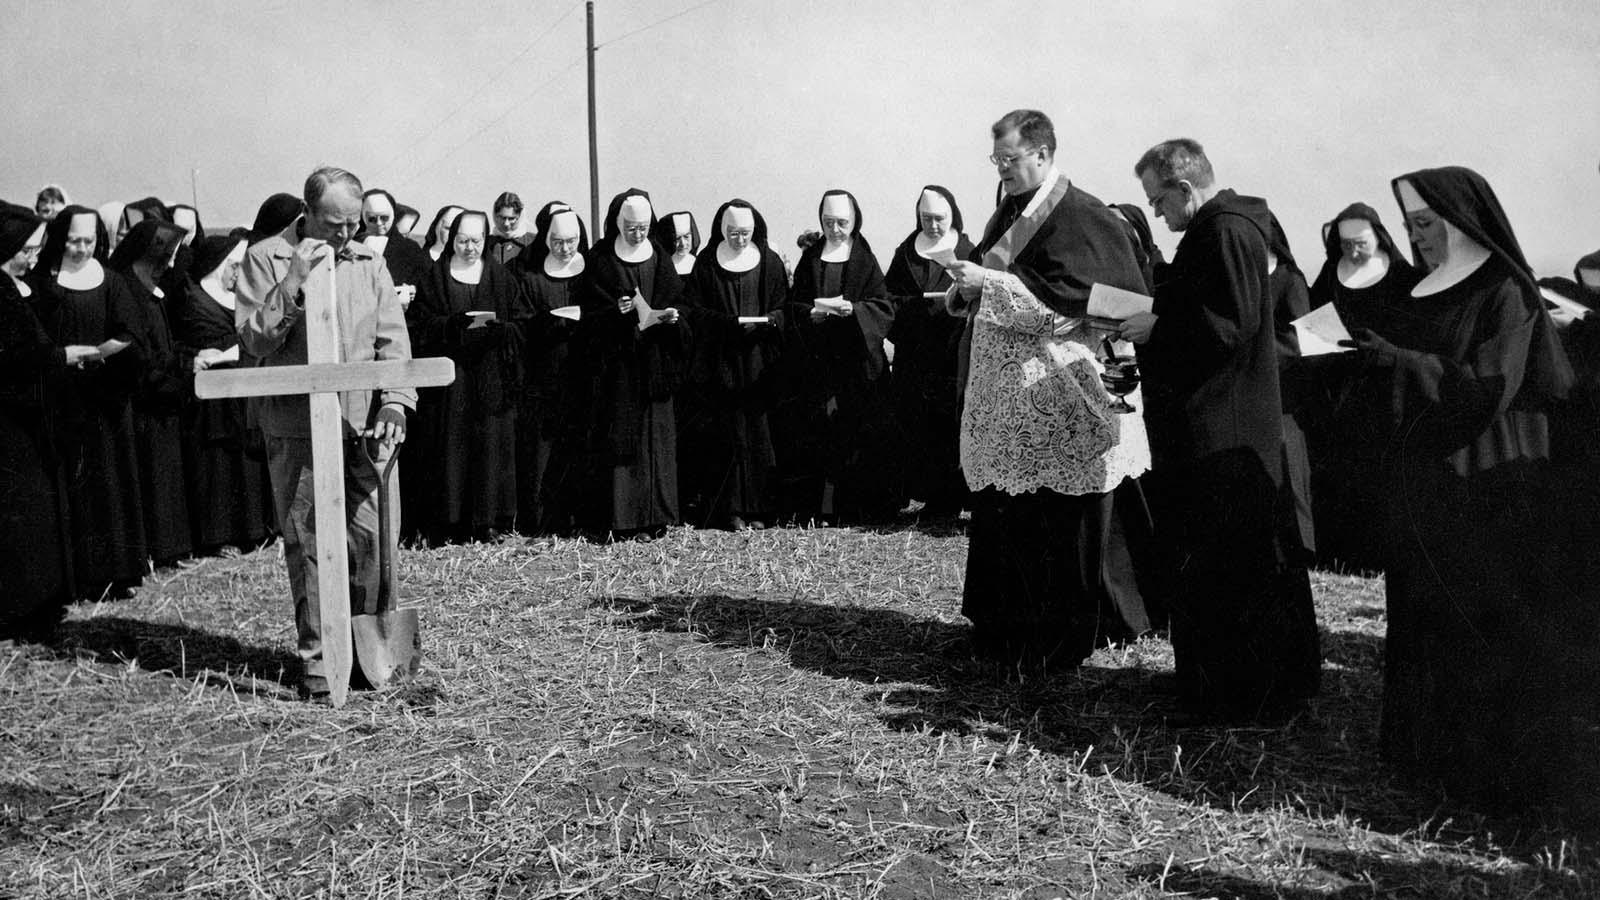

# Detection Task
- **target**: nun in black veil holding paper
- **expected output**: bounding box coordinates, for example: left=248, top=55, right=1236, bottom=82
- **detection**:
left=509, top=203, right=593, bottom=534
left=29, top=206, right=148, bottom=599
left=581, top=189, right=688, bottom=536
left=0, top=203, right=90, bottom=638
left=681, top=199, right=788, bottom=529
left=178, top=234, right=275, bottom=553
left=778, top=189, right=901, bottom=524
left=885, top=186, right=973, bottom=517
left=1351, top=166, right=1598, bottom=812
left=1305, top=203, right=1420, bottom=570
left=407, top=209, right=533, bottom=543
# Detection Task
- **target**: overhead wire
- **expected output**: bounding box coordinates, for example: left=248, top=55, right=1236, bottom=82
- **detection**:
left=592, top=0, right=722, bottom=50
left=391, top=58, right=586, bottom=190
left=375, top=0, right=584, bottom=183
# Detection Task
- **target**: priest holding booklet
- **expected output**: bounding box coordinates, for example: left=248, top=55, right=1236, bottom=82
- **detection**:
left=1120, top=139, right=1320, bottom=723
left=944, top=109, right=1159, bottom=674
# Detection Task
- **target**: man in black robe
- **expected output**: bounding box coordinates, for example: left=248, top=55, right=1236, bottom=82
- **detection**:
left=946, top=109, right=1158, bottom=673
left=1121, top=138, right=1320, bottom=722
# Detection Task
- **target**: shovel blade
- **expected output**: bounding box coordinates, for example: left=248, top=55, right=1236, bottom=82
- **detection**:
left=352, top=608, right=421, bottom=689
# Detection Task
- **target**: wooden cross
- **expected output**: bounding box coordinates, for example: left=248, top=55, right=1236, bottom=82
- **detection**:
left=196, top=258, right=453, bottom=707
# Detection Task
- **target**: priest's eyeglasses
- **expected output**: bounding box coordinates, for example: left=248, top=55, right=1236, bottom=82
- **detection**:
left=989, top=148, right=1038, bottom=169
left=1146, top=184, right=1181, bottom=210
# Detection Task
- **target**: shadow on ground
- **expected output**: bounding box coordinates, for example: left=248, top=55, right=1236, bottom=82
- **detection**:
left=598, top=592, right=1598, bottom=881
left=46, top=616, right=303, bottom=697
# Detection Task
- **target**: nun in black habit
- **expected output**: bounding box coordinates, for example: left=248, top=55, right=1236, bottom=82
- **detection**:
left=884, top=186, right=973, bottom=517
left=29, top=206, right=148, bottom=599
left=581, top=189, right=688, bottom=535
left=778, top=189, right=901, bottom=524
left=508, top=203, right=593, bottom=534
left=109, top=219, right=194, bottom=567
left=655, top=210, right=701, bottom=279
left=246, top=193, right=303, bottom=245
left=681, top=200, right=788, bottom=528
left=0, top=204, right=80, bottom=638
left=1305, top=203, right=1420, bottom=571
left=1353, top=167, right=1594, bottom=811
left=1266, top=214, right=1315, bottom=560
left=361, top=188, right=432, bottom=291
left=407, top=210, right=533, bottom=542
left=178, top=234, right=275, bottom=553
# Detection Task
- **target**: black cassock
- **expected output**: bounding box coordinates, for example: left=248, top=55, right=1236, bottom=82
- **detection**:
left=408, top=256, right=531, bottom=540
left=0, top=277, right=72, bottom=637
left=1139, top=189, right=1320, bottom=719
left=177, top=282, right=275, bottom=551
left=884, top=230, right=973, bottom=515
left=682, top=236, right=787, bottom=526
left=509, top=260, right=591, bottom=534
left=123, top=276, right=193, bottom=565
left=31, top=268, right=149, bottom=595
left=779, top=238, right=900, bottom=523
left=583, top=235, right=686, bottom=533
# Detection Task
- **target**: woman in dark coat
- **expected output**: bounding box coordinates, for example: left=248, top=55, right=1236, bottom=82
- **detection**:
left=884, top=186, right=973, bottom=517
left=681, top=199, right=788, bottom=528
left=581, top=189, right=687, bottom=536
left=29, top=206, right=148, bottom=599
left=778, top=189, right=900, bottom=524
left=109, top=219, right=193, bottom=567
left=178, top=234, right=275, bottom=553
left=1354, top=166, right=1593, bottom=811
left=407, top=210, right=533, bottom=542
left=509, top=203, right=593, bottom=535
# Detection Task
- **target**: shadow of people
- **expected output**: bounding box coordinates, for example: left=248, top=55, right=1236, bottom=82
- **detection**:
left=48, top=616, right=303, bottom=697
left=597, top=592, right=1599, bottom=857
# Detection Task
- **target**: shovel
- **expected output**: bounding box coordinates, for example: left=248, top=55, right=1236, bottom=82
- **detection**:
left=351, top=438, right=421, bottom=688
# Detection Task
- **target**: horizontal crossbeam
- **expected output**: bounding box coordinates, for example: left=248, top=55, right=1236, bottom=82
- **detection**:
left=195, top=358, right=456, bottom=400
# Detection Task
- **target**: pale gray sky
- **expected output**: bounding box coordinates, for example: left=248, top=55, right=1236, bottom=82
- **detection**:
left=5, top=0, right=1596, bottom=274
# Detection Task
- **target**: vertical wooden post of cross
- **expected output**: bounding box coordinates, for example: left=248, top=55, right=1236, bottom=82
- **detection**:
left=196, top=257, right=454, bottom=707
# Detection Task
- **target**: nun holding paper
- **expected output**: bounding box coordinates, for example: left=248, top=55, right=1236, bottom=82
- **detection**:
left=885, top=186, right=974, bottom=517
left=509, top=203, right=594, bottom=535
left=680, top=200, right=787, bottom=529
left=407, top=210, right=533, bottom=543
left=778, top=189, right=901, bottom=525
left=1351, top=166, right=1589, bottom=812
left=581, top=189, right=687, bottom=536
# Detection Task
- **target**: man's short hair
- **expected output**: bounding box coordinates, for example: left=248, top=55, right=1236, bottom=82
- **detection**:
left=304, top=166, right=364, bottom=211
left=1134, top=139, right=1215, bottom=189
left=990, top=109, right=1056, bottom=155
left=494, top=191, right=523, bottom=215
left=36, top=184, right=66, bottom=205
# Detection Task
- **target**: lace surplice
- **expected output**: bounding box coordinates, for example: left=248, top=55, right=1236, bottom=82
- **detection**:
left=959, top=270, right=1150, bottom=496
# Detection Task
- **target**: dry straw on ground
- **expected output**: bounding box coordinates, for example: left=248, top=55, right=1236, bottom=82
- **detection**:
left=1, top=523, right=1594, bottom=898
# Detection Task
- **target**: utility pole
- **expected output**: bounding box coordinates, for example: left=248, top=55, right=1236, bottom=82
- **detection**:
left=586, top=0, right=599, bottom=232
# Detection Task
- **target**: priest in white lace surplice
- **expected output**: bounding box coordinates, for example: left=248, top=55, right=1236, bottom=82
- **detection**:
left=946, top=109, right=1158, bottom=672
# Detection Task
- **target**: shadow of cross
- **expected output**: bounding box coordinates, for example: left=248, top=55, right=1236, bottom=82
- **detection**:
left=195, top=258, right=453, bottom=708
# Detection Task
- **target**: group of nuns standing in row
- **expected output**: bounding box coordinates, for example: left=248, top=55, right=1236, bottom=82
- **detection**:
left=370, top=185, right=976, bottom=545
left=2, top=196, right=292, bottom=632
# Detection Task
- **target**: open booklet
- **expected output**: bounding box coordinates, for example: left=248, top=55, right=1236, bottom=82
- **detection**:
left=812, top=296, right=851, bottom=317
left=1291, top=303, right=1353, bottom=356
left=1086, top=283, right=1153, bottom=320
left=632, top=289, right=676, bottom=331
